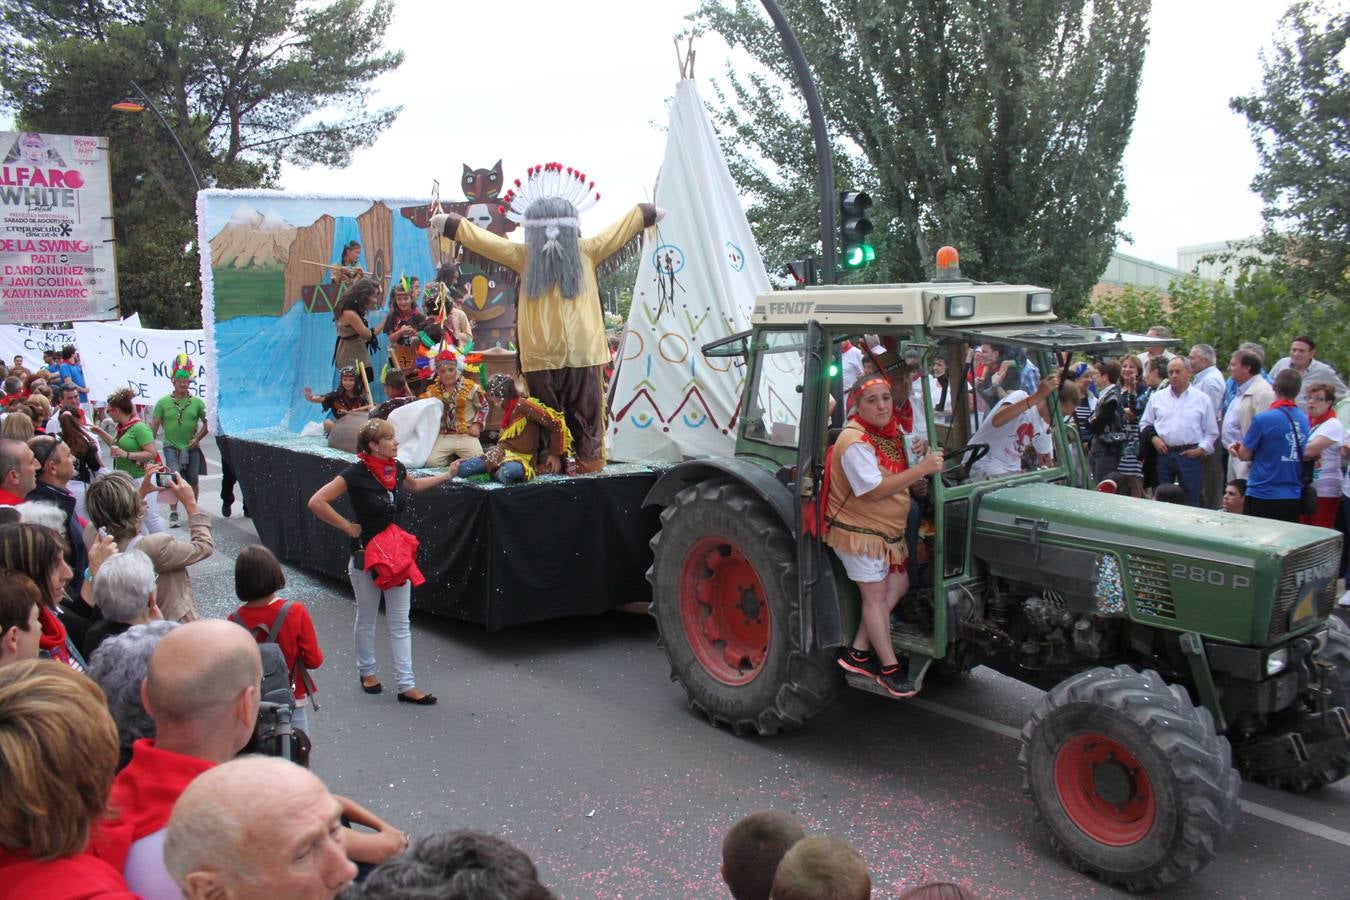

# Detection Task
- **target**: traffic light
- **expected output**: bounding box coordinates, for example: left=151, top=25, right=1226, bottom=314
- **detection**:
left=839, top=191, right=874, bottom=269
left=786, top=257, right=816, bottom=289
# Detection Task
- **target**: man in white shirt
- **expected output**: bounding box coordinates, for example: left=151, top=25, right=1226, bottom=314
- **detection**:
left=1189, top=344, right=1226, bottom=507
left=840, top=342, right=865, bottom=394
left=968, top=374, right=1060, bottom=481
left=1269, top=335, right=1347, bottom=412
left=1139, top=357, right=1218, bottom=506
left=1222, top=349, right=1274, bottom=481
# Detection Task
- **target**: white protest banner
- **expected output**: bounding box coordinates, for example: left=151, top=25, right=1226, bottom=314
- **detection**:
left=72, top=321, right=206, bottom=403
left=0, top=314, right=144, bottom=370
left=0, top=132, right=119, bottom=324
left=0, top=323, right=75, bottom=368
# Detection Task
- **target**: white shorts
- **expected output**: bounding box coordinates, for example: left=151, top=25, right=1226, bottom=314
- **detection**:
left=834, top=549, right=890, bottom=584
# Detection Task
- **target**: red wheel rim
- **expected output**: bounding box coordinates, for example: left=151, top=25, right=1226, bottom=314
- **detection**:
left=678, top=535, right=770, bottom=686
left=1053, top=732, right=1156, bottom=846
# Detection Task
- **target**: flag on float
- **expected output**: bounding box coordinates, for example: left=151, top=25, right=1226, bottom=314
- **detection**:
left=606, top=79, right=771, bottom=462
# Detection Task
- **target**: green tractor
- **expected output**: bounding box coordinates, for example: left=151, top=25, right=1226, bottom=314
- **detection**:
left=643, top=268, right=1348, bottom=891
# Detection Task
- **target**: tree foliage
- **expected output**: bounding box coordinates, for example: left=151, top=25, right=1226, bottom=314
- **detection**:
left=696, top=0, right=1151, bottom=319
left=0, top=0, right=404, bottom=327
left=1085, top=272, right=1350, bottom=376
left=1230, top=0, right=1349, bottom=301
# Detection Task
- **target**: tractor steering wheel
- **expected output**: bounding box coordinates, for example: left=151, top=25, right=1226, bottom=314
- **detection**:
left=940, top=443, right=990, bottom=486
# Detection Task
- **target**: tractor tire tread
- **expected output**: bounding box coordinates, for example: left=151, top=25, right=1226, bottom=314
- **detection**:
left=1018, top=665, right=1239, bottom=892
left=648, top=479, right=841, bottom=736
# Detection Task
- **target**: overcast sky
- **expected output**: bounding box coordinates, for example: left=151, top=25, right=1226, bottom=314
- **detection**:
left=10, top=0, right=1293, bottom=270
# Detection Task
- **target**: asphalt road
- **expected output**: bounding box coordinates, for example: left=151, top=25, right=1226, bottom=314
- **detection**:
left=174, top=439, right=1350, bottom=899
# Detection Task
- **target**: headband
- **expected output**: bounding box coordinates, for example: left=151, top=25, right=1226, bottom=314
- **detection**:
left=849, top=374, right=891, bottom=402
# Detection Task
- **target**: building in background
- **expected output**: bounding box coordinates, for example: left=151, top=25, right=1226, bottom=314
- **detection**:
left=1176, top=238, right=1263, bottom=287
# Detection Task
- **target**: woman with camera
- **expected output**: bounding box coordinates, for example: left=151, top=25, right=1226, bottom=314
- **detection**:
left=308, top=418, right=450, bottom=705
left=84, top=469, right=213, bottom=623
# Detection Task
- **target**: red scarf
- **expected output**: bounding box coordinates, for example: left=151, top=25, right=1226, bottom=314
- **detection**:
left=499, top=397, right=520, bottom=430
left=38, top=605, right=74, bottom=667
left=1309, top=407, right=1336, bottom=426
left=357, top=452, right=398, bottom=490
left=1270, top=398, right=1299, bottom=411
left=114, top=415, right=141, bottom=442
left=847, top=411, right=909, bottom=474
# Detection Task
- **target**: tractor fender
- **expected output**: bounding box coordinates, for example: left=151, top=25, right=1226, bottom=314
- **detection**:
left=645, top=459, right=843, bottom=653
left=643, top=458, right=795, bottom=528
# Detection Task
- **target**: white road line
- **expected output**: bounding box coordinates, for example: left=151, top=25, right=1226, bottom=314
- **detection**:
left=1237, top=801, right=1350, bottom=847
left=908, top=697, right=1350, bottom=847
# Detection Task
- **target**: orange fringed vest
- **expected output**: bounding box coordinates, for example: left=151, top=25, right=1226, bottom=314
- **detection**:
left=824, top=423, right=911, bottom=565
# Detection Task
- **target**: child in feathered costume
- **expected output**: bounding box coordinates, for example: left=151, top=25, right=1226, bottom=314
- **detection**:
left=450, top=374, right=572, bottom=484
left=418, top=347, right=488, bottom=467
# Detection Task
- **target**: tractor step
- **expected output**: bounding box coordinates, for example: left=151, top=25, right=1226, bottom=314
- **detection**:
left=844, top=655, right=933, bottom=698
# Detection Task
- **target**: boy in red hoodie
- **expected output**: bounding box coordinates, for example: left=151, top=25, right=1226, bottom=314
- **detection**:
left=228, top=545, right=324, bottom=735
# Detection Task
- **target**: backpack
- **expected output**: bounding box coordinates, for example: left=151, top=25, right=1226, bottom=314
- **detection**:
left=229, top=601, right=320, bottom=710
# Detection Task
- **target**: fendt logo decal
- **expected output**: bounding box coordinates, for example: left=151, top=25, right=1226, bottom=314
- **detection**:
left=769, top=301, right=814, bottom=316
left=1294, top=561, right=1336, bottom=587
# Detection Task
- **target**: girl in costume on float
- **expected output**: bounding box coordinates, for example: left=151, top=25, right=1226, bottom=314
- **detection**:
left=303, top=366, right=373, bottom=434
left=382, top=277, right=429, bottom=394
left=332, top=278, right=378, bottom=384
left=450, top=374, right=572, bottom=484
left=826, top=375, right=945, bottom=698
left=307, top=418, right=450, bottom=705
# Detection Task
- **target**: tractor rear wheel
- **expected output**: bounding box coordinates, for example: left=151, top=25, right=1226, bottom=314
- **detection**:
left=1248, top=616, right=1350, bottom=792
left=648, top=480, right=841, bottom=735
left=1019, top=665, right=1239, bottom=892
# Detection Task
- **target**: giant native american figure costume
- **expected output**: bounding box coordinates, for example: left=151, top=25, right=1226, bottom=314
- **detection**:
left=431, top=164, right=662, bottom=473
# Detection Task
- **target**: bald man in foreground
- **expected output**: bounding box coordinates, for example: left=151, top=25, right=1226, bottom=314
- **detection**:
left=165, top=756, right=358, bottom=900
left=106, top=619, right=262, bottom=899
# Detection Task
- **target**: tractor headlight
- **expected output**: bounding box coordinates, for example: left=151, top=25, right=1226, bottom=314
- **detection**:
left=945, top=294, right=976, bottom=318
left=1265, top=648, right=1289, bottom=676
left=1026, top=291, right=1053, bottom=314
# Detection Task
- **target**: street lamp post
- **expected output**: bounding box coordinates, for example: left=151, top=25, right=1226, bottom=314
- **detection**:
left=758, top=0, right=836, bottom=284
left=112, top=80, right=202, bottom=193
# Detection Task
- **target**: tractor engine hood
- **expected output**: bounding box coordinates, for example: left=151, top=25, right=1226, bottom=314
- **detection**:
left=972, top=482, right=1342, bottom=647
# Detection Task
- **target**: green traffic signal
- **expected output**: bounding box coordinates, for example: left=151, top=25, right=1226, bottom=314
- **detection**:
left=839, top=190, right=875, bottom=270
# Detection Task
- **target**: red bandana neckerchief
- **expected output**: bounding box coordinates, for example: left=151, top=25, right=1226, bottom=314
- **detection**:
left=848, top=411, right=909, bottom=474
left=114, top=415, right=142, bottom=443
left=1309, top=407, right=1336, bottom=427
left=357, top=452, right=398, bottom=490
left=499, top=397, right=521, bottom=431
left=1270, top=398, right=1299, bottom=411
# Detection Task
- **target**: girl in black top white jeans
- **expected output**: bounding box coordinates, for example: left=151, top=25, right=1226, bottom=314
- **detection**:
left=309, top=419, right=450, bottom=704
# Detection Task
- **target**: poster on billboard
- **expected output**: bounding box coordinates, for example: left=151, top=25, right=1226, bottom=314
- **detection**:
left=0, top=131, right=118, bottom=324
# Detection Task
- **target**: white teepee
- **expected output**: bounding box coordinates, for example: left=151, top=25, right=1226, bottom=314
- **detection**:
left=607, top=79, right=771, bottom=462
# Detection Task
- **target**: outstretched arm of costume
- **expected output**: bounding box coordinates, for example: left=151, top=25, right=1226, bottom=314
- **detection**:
left=430, top=213, right=525, bottom=272
left=582, top=204, right=659, bottom=262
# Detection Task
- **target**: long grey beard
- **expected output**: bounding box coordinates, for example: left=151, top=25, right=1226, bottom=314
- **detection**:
left=523, top=201, right=584, bottom=299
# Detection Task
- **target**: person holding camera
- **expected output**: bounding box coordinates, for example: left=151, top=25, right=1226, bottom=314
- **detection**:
left=84, top=469, right=213, bottom=622
left=308, top=418, right=450, bottom=705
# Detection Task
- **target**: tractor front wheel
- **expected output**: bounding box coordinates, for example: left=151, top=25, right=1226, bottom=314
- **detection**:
left=648, top=480, right=841, bottom=735
left=1019, top=665, right=1240, bottom=892
left=1247, top=616, right=1350, bottom=792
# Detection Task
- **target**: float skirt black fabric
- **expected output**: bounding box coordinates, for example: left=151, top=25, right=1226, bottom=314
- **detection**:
left=219, top=436, right=662, bottom=630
